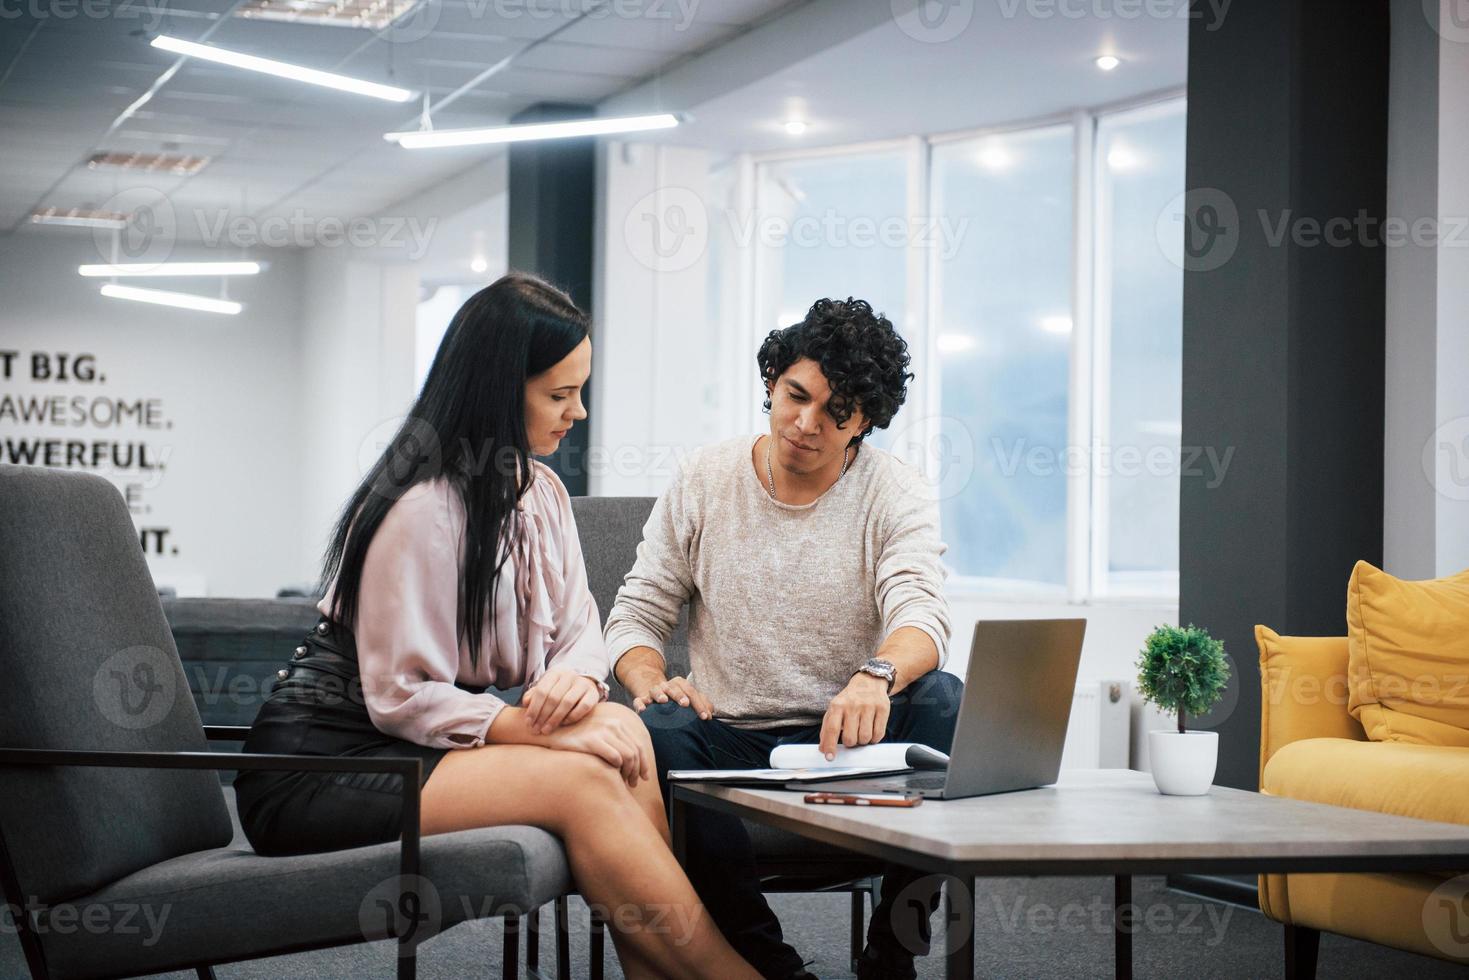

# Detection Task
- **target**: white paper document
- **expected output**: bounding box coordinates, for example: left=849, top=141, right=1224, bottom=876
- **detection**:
left=667, top=742, right=949, bottom=784
left=768, top=742, right=949, bottom=771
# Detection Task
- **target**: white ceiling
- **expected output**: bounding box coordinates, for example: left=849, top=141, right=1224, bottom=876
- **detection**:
left=0, top=0, right=797, bottom=236
left=0, top=0, right=1187, bottom=246
left=609, top=0, right=1189, bottom=152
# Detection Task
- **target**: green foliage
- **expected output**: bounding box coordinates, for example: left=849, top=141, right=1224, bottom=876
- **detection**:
left=1136, top=624, right=1231, bottom=732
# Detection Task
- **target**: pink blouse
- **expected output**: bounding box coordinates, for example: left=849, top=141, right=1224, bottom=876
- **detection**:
left=317, top=462, right=611, bottom=749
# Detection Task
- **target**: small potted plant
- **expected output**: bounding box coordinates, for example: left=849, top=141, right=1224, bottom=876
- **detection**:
left=1136, top=624, right=1231, bottom=796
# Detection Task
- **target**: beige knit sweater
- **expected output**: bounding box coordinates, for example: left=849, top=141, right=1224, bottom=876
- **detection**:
left=604, top=435, right=952, bottom=730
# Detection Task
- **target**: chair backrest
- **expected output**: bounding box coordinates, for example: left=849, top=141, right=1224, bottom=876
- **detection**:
left=0, top=466, right=233, bottom=904
left=570, top=496, right=690, bottom=702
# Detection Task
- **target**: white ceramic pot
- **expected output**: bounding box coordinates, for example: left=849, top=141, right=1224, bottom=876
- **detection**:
left=1147, top=730, right=1219, bottom=796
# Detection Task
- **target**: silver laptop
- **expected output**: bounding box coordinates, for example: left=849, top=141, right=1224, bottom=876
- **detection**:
left=802, top=618, right=1087, bottom=800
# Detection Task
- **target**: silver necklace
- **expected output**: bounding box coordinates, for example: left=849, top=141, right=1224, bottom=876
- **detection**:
left=766, top=438, right=849, bottom=501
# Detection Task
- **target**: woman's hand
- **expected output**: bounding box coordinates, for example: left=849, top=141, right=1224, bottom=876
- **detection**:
left=542, top=703, right=653, bottom=787
left=523, top=669, right=601, bottom=735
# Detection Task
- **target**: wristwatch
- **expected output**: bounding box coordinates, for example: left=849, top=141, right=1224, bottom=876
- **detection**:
left=854, top=658, right=898, bottom=691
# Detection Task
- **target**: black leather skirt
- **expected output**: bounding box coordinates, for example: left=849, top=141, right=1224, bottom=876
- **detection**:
left=234, top=617, right=448, bottom=857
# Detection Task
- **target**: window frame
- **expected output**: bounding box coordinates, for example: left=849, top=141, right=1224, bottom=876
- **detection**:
left=723, top=90, right=1187, bottom=604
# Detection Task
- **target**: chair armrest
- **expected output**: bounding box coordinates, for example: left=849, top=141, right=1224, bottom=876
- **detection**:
left=0, top=746, right=422, bottom=937
left=1256, top=626, right=1365, bottom=779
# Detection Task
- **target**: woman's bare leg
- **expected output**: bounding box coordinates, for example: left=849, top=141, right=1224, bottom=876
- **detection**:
left=421, top=744, right=754, bottom=980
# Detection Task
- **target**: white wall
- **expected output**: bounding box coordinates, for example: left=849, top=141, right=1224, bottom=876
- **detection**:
left=1434, top=3, right=1469, bottom=577
left=593, top=140, right=738, bottom=496
left=1385, top=0, right=1469, bottom=579
left=296, top=248, right=420, bottom=584
left=0, top=231, right=305, bottom=596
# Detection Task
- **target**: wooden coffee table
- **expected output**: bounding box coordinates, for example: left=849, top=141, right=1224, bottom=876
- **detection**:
left=669, top=769, right=1469, bottom=979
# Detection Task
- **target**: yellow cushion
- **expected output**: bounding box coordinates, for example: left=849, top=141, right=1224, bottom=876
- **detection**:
left=1263, top=737, right=1469, bottom=827
left=1255, top=626, right=1363, bottom=774
left=1347, top=560, right=1469, bottom=746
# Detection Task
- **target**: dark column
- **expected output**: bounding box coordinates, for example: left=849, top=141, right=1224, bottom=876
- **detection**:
left=1169, top=0, right=1389, bottom=903
left=508, top=103, right=596, bottom=495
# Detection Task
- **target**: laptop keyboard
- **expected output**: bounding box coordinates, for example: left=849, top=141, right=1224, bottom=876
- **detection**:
left=902, top=772, right=949, bottom=790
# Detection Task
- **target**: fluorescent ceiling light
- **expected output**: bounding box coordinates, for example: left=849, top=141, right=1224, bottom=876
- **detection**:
left=385, top=113, right=679, bottom=149
left=1038, top=315, right=1074, bottom=334
left=30, top=207, right=130, bottom=229
left=100, top=284, right=243, bottom=315
left=1095, top=55, right=1121, bottom=71
left=80, top=261, right=263, bottom=277
left=152, top=35, right=416, bottom=103
left=783, top=119, right=808, bottom=136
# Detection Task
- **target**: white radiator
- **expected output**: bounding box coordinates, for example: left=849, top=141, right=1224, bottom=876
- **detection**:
left=1059, top=680, right=1131, bottom=770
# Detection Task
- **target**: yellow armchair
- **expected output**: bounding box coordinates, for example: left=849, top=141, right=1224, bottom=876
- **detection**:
left=1256, top=625, right=1469, bottom=975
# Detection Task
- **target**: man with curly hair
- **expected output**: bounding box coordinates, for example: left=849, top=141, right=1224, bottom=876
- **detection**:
left=605, top=298, right=961, bottom=980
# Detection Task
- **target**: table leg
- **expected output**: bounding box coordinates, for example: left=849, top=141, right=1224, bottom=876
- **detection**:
left=944, top=876, right=974, bottom=980
left=1114, top=875, right=1133, bottom=980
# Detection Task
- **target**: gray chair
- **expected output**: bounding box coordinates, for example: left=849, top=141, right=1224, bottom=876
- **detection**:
left=572, top=496, right=882, bottom=973
left=0, top=465, right=571, bottom=980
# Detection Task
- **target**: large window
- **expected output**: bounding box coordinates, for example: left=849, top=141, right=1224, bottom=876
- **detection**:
left=931, top=125, right=1075, bottom=588
left=1093, top=100, right=1187, bottom=595
left=734, top=95, right=1186, bottom=600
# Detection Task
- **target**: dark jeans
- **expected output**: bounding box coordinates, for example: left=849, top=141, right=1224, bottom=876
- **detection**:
left=642, top=671, right=964, bottom=979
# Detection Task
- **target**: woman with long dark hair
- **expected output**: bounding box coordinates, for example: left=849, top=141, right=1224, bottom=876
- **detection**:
left=234, top=272, right=756, bottom=979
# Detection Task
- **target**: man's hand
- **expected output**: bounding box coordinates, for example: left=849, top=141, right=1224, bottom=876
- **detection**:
left=522, top=669, right=601, bottom=735
left=818, top=673, right=892, bottom=760
left=628, top=670, right=715, bottom=720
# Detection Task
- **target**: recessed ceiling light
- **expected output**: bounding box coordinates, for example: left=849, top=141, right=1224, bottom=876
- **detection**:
left=87, top=151, right=211, bottom=175
left=1106, top=145, right=1143, bottom=171
left=100, top=284, right=243, bottom=315
left=30, top=207, right=130, bottom=230
left=1038, top=314, right=1074, bottom=334
left=974, top=143, right=1014, bottom=172
left=236, top=0, right=424, bottom=30
left=470, top=256, right=488, bottom=274
left=385, top=113, right=679, bottom=149
left=79, top=261, right=263, bottom=277
left=152, top=35, right=416, bottom=103
left=783, top=119, right=808, bottom=136
left=1094, top=55, right=1121, bottom=71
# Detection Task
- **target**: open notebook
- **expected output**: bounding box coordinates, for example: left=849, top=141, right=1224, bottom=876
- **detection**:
left=667, top=742, right=950, bottom=785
